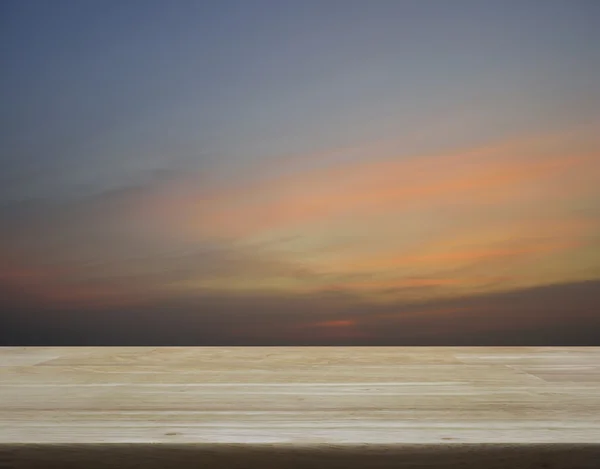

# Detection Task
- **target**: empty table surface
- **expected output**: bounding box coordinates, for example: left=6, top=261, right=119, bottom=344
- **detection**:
left=0, top=347, right=599, bottom=468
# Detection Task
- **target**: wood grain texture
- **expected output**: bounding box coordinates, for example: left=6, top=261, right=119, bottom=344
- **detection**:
left=0, top=347, right=599, bottom=468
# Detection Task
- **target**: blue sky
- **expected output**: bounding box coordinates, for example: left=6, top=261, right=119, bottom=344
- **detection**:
left=2, top=0, right=597, bottom=197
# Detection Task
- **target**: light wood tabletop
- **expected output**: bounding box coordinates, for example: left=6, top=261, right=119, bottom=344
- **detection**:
left=0, top=346, right=599, bottom=468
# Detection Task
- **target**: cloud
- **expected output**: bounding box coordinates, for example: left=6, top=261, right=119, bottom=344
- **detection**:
left=223, top=279, right=600, bottom=345
left=0, top=124, right=598, bottom=332
left=0, top=238, right=325, bottom=310
left=3, top=278, right=598, bottom=345
left=130, top=127, right=599, bottom=244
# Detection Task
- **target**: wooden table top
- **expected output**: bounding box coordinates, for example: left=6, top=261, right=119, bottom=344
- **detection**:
left=1, top=347, right=599, bottom=468
left=1, top=346, right=599, bottom=444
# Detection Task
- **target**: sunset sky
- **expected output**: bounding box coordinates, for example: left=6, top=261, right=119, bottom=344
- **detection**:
left=1, top=0, right=599, bottom=345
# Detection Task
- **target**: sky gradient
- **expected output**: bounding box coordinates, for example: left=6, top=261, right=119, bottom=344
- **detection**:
left=1, top=0, right=599, bottom=345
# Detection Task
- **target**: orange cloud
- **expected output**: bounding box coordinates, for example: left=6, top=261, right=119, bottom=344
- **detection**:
left=329, top=277, right=464, bottom=292
left=285, top=306, right=480, bottom=342
left=134, top=130, right=597, bottom=243
left=318, top=215, right=596, bottom=278
left=342, top=239, right=584, bottom=273
left=312, top=319, right=357, bottom=328
left=112, top=126, right=599, bottom=302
